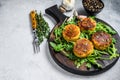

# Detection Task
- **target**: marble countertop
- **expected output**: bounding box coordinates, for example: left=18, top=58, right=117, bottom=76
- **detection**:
left=0, top=0, right=120, bottom=80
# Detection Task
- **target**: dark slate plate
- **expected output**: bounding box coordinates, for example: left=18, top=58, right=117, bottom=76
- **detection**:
left=45, top=5, right=120, bottom=75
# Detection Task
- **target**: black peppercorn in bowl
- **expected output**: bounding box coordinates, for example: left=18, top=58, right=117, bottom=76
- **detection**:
left=82, top=0, right=104, bottom=15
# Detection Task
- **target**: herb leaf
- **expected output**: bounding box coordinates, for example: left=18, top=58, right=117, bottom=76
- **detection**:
left=36, top=12, right=50, bottom=44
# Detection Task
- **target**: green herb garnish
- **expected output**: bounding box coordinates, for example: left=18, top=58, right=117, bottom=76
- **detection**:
left=35, top=12, right=50, bottom=44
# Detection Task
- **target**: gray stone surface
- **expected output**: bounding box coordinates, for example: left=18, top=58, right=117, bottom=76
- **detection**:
left=0, top=0, right=120, bottom=80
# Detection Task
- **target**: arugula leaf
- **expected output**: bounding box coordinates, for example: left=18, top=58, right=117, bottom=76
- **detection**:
left=96, top=22, right=116, bottom=35
left=86, top=63, right=92, bottom=68
left=105, top=25, right=117, bottom=34
left=54, top=28, right=62, bottom=38
left=64, top=42, right=73, bottom=51
left=87, top=58, right=102, bottom=68
left=76, top=62, right=81, bottom=68
left=110, top=53, right=119, bottom=59
left=112, top=38, right=116, bottom=44
left=106, top=43, right=119, bottom=59
left=50, top=42, right=64, bottom=52
left=89, top=16, right=95, bottom=20
left=68, top=53, right=78, bottom=60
